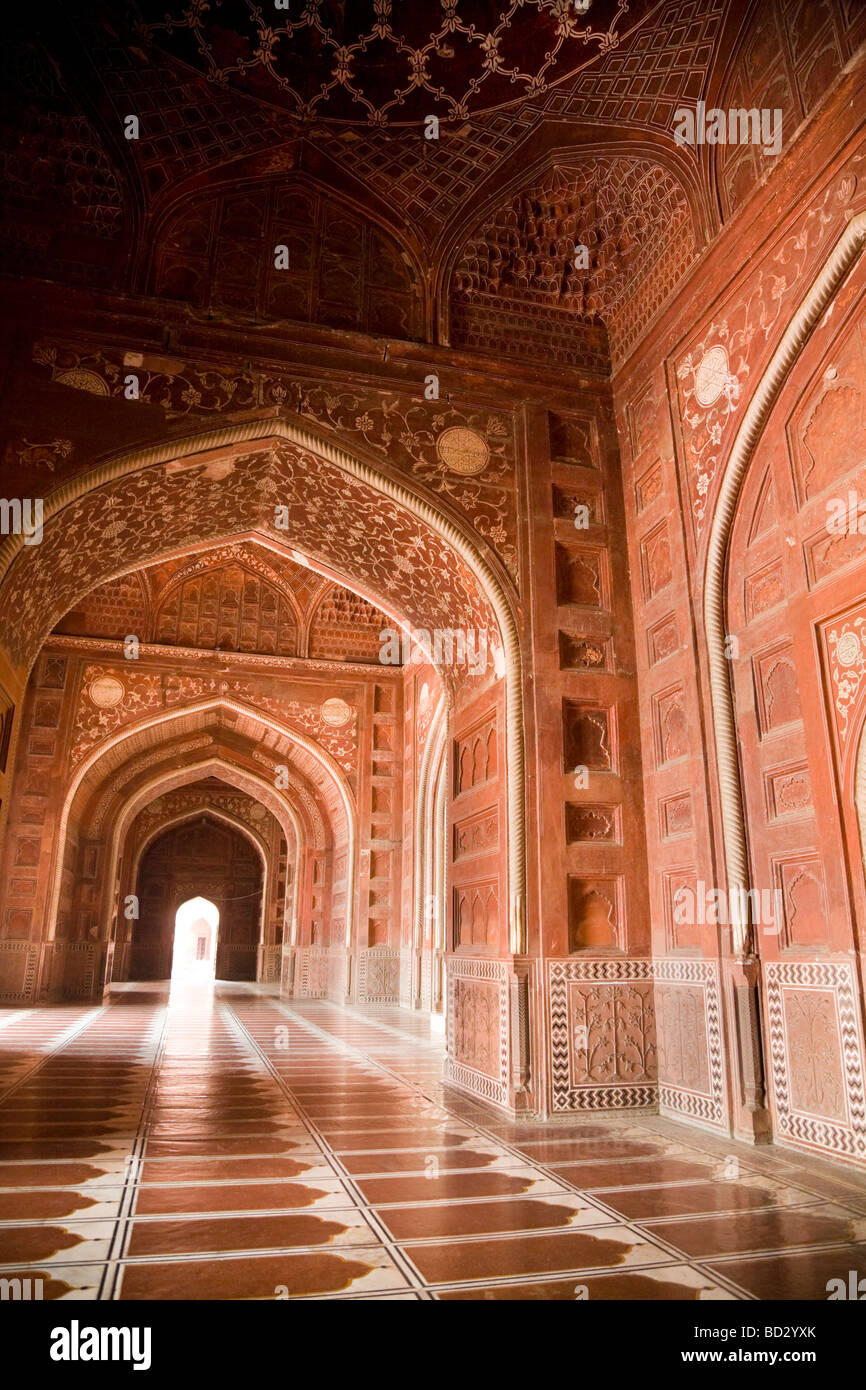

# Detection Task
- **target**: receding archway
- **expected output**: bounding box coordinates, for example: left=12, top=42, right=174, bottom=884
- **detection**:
left=0, top=417, right=527, bottom=949
left=133, top=817, right=262, bottom=981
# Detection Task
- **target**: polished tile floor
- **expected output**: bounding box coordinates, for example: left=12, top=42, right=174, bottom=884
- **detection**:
left=1, top=981, right=865, bottom=1300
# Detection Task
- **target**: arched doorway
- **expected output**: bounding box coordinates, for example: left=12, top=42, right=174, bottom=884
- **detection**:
left=0, top=419, right=525, bottom=950
left=171, top=896, right=219, bottom=983
left=131, top=817, right=263, bottom=981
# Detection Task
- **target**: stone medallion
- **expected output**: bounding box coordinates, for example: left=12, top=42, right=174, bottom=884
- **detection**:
left=436, top=426, right=489, bottom=476
left=88, top=675, right=125, bottom=708
left=321, top=697, right=352, bottom=727
left=693, top=345, right=730, bottom=407
left=835, top=631, right=861, bottom=667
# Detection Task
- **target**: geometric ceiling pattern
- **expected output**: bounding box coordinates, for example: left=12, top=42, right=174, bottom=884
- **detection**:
left=2, top=1, right=860, bottom=368
left=134, top=0, right=658, bottom=127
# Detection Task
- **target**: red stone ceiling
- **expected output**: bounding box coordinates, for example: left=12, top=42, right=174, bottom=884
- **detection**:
left=3, top=2, right=861, bottom=365
left=53, top=538, right=393, bottom=665
left=133, top=0, right=658, bottom=127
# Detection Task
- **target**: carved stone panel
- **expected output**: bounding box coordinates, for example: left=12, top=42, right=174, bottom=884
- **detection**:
left=547, top=959, right=657, bottom=1112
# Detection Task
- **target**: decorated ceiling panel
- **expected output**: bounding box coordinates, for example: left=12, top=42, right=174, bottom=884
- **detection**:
left=152, top=562, right=299, bottom=656
left=450, top=157, right=699, bottom=368
left=4, top=2, right=860, bottom=370
left=0, top=39, right=128, bottom=285
left=151, top=179, right=421, bottom=338
left=2, top=443, right=500, bottom=689
left=133, top=0, right=657, bottom=127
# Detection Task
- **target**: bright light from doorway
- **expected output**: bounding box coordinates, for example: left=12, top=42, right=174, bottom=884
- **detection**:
left=170, top=896, right=219, bottom=986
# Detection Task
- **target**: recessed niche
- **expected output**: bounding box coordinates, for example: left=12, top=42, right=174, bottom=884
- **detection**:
left=565, top=803, right=621, bottom=843
left=374, top=686, right=395, bottom=714
left=567, top=876, right=621, bottom=951
left=555, top=543, right=606, bottom=608
left=562, top=701, right=612, bottom=772
left=552, top=484, right=604, bottom=525
left=549, top=412, right=599, bottom=468
left=559, top=632, right=611, bottom=672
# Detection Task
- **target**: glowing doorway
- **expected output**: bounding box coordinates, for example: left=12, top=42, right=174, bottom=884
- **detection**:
left=171, top=896, right=219, bottom=984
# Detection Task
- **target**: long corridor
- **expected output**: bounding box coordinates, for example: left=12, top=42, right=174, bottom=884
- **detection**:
left=1, top=984, right=866, bottom=1301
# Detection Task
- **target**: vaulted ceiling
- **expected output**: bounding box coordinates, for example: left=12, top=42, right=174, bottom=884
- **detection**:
left=53, top=538, right=395, bottom=666
left=2, top=1, right=862, bottom=370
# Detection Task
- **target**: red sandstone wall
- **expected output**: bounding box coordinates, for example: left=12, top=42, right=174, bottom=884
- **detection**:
left=612, top=68, right=866, bottom=1160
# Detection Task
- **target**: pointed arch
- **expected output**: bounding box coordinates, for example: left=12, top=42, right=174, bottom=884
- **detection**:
left=703, top=212, right=866, bottom=953
left=0, top=415, right=527, bottom=950
left=48, top=697, right=353, bottom=949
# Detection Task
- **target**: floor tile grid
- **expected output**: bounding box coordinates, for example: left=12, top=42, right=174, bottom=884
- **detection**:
left=0, top=1006, right=108, bottom=1103
left=254, top=997, right=866, bottom=1300
left=112, top=991, right=411, bottom=1298
left=216, top=998, right=434, bottom=1297
left=97, top=1002, right=172, bottom=1299
left=228, top=996, right=751, bottom=1299
left=2, top=987, right=866, bottom=1301
left=0, top=999, right=166, bottom=1297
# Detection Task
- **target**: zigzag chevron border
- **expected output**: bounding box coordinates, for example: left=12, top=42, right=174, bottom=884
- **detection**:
left=765, top=959, right=866, bottom=1161
left=650, top=958, right=726, bottom=1127
left=547, top=958, right=658, bottom=1113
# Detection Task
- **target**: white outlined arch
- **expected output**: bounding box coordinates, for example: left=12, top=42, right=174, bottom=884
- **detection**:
left=48, top=696, right=354, bottom=947
left=131, top=806, right=269, bottom=967
left=0, top=416, right=527, bottom=951
left=108, top=756, right=304, bottom=954
left=704, top=212, right=866, bottom=955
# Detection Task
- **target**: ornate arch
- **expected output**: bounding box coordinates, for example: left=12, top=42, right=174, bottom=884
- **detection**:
left=48, top=697, right=352, bottom=948
left=108, top=756, right=305, bottom=952
left=133, top=804, right=269, bottom=887
left=0, top=416, right=527, bottom=951
left=132, top=805, right=270, bottom=951
left=144, top=171, right=425, bottom=340
left=704, top=211, right=866, bottom=954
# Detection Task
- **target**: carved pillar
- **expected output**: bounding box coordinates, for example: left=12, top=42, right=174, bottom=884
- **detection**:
left=725, top=955, right=772, bottom=1143
left=509, top=958, right=532, bottom=1105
